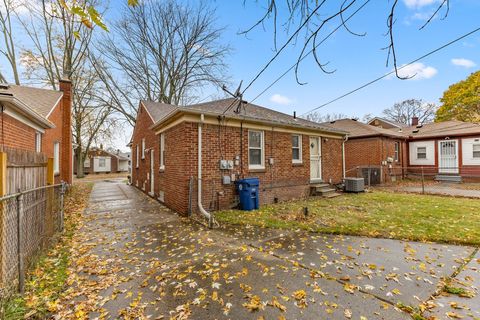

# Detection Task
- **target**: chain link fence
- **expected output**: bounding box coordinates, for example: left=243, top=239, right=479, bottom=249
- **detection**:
left=346, top=165, right=480, bottom=197
left=0, top=183, right=66, bottom=297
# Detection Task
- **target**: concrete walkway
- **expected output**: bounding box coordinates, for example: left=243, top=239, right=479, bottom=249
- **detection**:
left=388, top=183, right=480, bottom=198
left=58, top=180, right=479, bottom=319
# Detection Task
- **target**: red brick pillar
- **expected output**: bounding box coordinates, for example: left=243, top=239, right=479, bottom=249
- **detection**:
left=59, top=78, right=72, bottom=184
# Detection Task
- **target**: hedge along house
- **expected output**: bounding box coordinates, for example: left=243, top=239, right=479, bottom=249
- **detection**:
left=322, top=119, right=409, bottom=184
left=130, top=98, right=347, bottom=217
left=400, top=120, right=480, bottom=181
left=0, top=81, right=72, bottom=185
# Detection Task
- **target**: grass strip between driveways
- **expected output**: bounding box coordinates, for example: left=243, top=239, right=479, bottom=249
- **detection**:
left=216, top=190, right=480, bottom=246
left=0, top=183, right=93, bottom=320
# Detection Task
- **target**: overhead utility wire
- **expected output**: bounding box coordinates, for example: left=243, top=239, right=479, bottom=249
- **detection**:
left=249, top=0, right=371, bottom=104
left=301, top=26, right=480, bottom=116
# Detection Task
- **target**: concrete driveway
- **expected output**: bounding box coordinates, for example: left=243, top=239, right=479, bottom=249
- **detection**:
left=56, top=180, right=479, bottom=319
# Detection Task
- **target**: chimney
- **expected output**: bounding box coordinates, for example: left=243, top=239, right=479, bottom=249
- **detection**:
left=411, top=117, right=419, bottom=126
left=59, top=77, right=72, bottom=184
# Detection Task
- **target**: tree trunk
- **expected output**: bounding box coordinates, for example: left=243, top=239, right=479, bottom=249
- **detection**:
left=75, top=146, right=85, bottom=178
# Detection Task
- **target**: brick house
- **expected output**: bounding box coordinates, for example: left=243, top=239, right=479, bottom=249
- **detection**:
left=322, top=119, right=408, bottom=184
left=74, top=147, right=130, bottom=175
left=131, top=98, right=346, bottom=215
left=0, top=81, right=72, bottom=184
left=400, top=120, right=480, bottom=181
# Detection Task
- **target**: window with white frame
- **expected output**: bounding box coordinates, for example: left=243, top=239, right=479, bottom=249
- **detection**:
left=292, top=134, right=302, bottom=163
left=141, top=138, right=146, bottom=159
left=98, top=158, right=106, bottom=168
left=53, top=142, right=60, bottom=174
left=473, top=144, right=480, bottom=158
left=160, top=133, right=165, bottom=170
left=84, top=157, right=90, bottom=168
left=417, top=146, right=427, bottom=159
left=394, top=142, right=400, bottom=162
left=35, top=132, right=42, bottom=153
left=248, top=130, right=264, bottom=169
left=136, top=145, right=139, bottom=168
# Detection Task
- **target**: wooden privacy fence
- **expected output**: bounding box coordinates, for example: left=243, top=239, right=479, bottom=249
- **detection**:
left=0, top=147, right=63, bottom=297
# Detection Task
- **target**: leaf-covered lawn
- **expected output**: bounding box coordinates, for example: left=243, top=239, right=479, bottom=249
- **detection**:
left=0, top=183, right=93, bottom=320
left=216, top=191, right=480, bottom=246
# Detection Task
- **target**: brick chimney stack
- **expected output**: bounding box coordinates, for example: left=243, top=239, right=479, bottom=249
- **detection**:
left=411, top=116, right=419, bottom=126
left=59, top=78, right=72, bottom=184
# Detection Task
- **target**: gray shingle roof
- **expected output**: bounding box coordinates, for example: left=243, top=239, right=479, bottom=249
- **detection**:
left=321, top=118, right=408, bottom=138
left=402, top=120, right=480, bottom=139
left=180, top=98, right=346, bottom=134
left=0, top=84, right=63, bottom=118
left=141, top=100, right=177, bottom=123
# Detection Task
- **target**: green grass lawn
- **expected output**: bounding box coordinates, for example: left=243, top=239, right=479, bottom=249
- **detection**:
left=216, top=191, right=480, bottom=246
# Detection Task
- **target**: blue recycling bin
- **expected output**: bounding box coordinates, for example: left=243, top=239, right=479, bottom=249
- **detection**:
left=236, top=178, right=260, bottom=211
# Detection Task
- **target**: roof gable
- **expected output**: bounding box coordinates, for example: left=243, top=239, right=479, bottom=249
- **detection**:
left=321, top=118, right=408, bottom=138
left=0, top=84, right=63, bottom=118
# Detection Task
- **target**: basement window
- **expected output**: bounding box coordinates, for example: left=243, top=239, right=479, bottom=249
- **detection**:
left=417, top=146, right=427, bottom=159
left=292, top=134, right=302, bottom=163
left=473, top=144, right=480, bottom=159
left=248, top=130, right=264, bottom=169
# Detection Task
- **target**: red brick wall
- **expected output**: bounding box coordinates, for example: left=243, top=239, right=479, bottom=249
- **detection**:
left=59, top=79, right=72, bottom=184
left=130, top=104, right=159, bottom=195
left=134, top=121, right=344, bottom=215
left=344, top=136, right=406, bottom=182
left=42, top=80, right=72, bottom=184
left=0, top=113, right=36, bottom=151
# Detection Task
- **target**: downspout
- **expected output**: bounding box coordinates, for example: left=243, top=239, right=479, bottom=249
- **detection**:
left=198, top=114, right=214, bottom=228
left=342, top=135, right=348, bottom=179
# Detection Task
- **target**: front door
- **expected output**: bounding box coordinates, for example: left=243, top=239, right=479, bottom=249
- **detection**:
left=438, top=140, right=459, bottom=174
left=310, top=137, right=322, bottom=181
left=150, top=149, right=155, bottom=195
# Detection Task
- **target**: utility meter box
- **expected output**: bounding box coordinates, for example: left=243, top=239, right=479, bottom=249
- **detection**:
left=219, top=159, right=234, bottom=170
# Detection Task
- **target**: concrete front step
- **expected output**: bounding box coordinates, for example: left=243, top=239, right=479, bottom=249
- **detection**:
left=310, top=183, right=337, bottom=197
left=435, top=175, right=462, bottom=183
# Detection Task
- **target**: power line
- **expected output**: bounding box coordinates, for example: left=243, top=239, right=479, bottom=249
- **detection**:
left=301, top=26, right=480, bottom=117
left=249, top=0, right=371, bottom=104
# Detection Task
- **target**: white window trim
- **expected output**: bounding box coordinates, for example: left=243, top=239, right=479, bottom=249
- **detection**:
left=141, top=138, right=146, bottom=159
left=417, top=146, right=427, bottom=160
left=248, top=130, right=265, bottom=170
left=394, top=141, right=399, bottom=162
left=159, top=133, right=165, bottom=171
left=136, top=145, right=139, bottom=168
left=53, top=142, right=60, bottom=175
left=473, top=143, right=480, bottom=159
left=35, top=132, right=42, bottom=153
left=292, top=134, right=302, bottom=164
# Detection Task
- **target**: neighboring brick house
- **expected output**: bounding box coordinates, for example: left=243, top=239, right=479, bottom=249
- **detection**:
left=0, top=81, right=72, bottom=184
left=322, top=119, right=408, bottom=184
left=74, top=147, right=130, bottom=175
left=400, top=120, right=480, bottom=181
left=131, top=98, right=346, bottom=215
